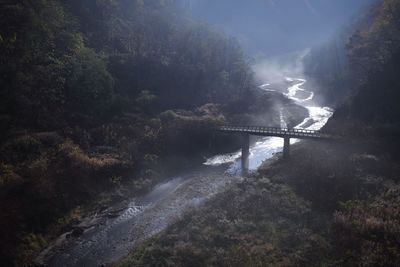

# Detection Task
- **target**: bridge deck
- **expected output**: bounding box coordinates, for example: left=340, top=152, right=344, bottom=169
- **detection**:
left=218, top=125, right=329, bottom=139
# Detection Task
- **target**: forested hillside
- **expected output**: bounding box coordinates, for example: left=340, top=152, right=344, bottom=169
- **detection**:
left=0, top=1, right=300, bottom=265
left=117, top=1, right=400, bottom=266
left=302, top=2, right=377, bottom=105
left=0, top=0, right=255, bottom=131
left=334, top=0, right=400, bottom=125
left=304, top=0, right=400, bottom=112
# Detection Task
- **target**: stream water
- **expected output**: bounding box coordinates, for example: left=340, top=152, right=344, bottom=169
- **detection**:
left=205, top=78, right=333, bottom=174
left=40, top=77, right=333, bottom=267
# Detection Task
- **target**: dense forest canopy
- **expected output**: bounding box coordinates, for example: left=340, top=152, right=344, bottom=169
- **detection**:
left=0, top=0, right=255, bottom=133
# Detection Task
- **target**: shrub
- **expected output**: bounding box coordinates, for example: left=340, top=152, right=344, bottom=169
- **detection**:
left=333, top=186, right=400, bottom=266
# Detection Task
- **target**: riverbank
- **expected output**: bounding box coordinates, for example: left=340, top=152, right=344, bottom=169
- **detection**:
left=116, top=134, right=400, bottom=266
left=111, top=77, right=338, bottom=266
left=30, top=87, right=308, bottom=265
left=114, top=98, right=400, bottom=267
left=24, top=85, right=308, bottom=266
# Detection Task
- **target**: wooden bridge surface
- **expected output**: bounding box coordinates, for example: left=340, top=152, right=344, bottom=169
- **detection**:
left=218, top=125, right=330, bottom=139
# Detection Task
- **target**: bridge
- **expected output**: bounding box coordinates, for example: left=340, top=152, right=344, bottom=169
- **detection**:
left=217, top=125, right=332, bottom=172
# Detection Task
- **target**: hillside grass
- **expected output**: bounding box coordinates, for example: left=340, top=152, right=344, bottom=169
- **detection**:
left=117, top=136, right=400, bottom=267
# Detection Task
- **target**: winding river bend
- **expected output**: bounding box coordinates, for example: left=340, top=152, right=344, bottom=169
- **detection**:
left=205, top=77, right=333, bottom=174
left=39, top=78, right=333, bottom=266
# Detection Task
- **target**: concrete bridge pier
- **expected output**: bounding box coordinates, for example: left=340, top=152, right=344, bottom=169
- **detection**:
left=241, top=134, right=250, bottom=173
left=283, top=137, right=290, bottom=160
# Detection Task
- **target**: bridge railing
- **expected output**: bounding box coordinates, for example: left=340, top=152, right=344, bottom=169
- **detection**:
left=218, top=125, right=325, bottom=137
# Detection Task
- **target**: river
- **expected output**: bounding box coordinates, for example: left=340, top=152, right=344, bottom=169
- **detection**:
left=39, top=77, right=333, bottom=266
left=205, top=77, right=333, bottom=174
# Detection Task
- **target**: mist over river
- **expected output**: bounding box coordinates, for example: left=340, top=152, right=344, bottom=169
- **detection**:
left=39, top=78, right=333, bottom=267
left=205, top=78, right=333, bottom=174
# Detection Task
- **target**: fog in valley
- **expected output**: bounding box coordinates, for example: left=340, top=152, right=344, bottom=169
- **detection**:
left=190, top=0, right=374, bottom=56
